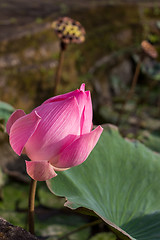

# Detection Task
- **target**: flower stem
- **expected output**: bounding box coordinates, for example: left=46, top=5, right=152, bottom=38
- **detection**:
left=53, top=42, right=66, bottom=96
left=28, top=179, right=37, bottom=235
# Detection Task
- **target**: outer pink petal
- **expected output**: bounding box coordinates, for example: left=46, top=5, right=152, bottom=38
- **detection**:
left=42, top=83, right=85, bottom=105
left=42, top=89, right=79, bottom=104
left=51, top=126, right=103, bottom=168
left=43, top=89, right=86, bottom=117
left=81, top=91, right=92, bottom=134
left=26, top=160, right=57, bottom=181
left=25, top=97, right=80, bottom=161
left=6, top=109, right=26, bottom=134
left=9, top=111, right=41, bottom=156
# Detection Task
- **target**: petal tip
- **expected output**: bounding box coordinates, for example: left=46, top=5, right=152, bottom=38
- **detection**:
left=94, top=125, right=103, bottom=138
left=80, top=83, right=85, bottom=92
left=98, top=125, right=103, bottom=133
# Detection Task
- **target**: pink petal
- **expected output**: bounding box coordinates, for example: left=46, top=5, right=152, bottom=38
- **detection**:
left=6, top=109, right=26, bottom=134
left=26, top=160, right=57, bottom=181
left=80, top=91, right=92, bottom=134
left=9, top=111, right=41, bottom=156
left=51, top=126, right=103, bottom=168
left=42, top=83, right=85, bottom=104
left=42, top=89, right=80, bottom=104
left=25, top=97, right=80, bottom=161
left=79, top=83, right=85, bottom=92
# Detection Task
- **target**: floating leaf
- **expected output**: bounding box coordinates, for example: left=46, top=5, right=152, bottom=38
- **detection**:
left=47, top=125, right=160, bottom=240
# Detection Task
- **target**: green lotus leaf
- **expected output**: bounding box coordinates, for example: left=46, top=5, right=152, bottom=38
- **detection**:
left=47, top=125, right=160, bottom=240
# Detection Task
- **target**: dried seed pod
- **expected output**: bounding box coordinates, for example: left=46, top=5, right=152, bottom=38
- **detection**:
left=141, top=40, right=158, bottom=59
left=51, top=17, right=86, bottom=44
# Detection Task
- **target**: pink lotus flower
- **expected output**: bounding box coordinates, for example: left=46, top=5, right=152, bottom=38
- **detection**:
left=6, top=84, right=103, bottom=181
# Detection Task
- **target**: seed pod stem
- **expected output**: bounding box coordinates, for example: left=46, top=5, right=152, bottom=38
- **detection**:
left=53, top=42, right=66, bottom=95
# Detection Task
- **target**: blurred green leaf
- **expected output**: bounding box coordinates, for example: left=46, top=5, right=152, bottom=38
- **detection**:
left=90, top=232, right=116, bottom=240
left=148, top=33, right=160, bottom=44
left=47, top=125, right=160, bottom=240
left=0, top=101, right=14, bottom=124
left=141, top=60, right=160, bottom=81
left=38, top=182, right=65, bottom=208
left=139, top=131, right=160, bottom=153
left=35, top=17, right=43, bottom=24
